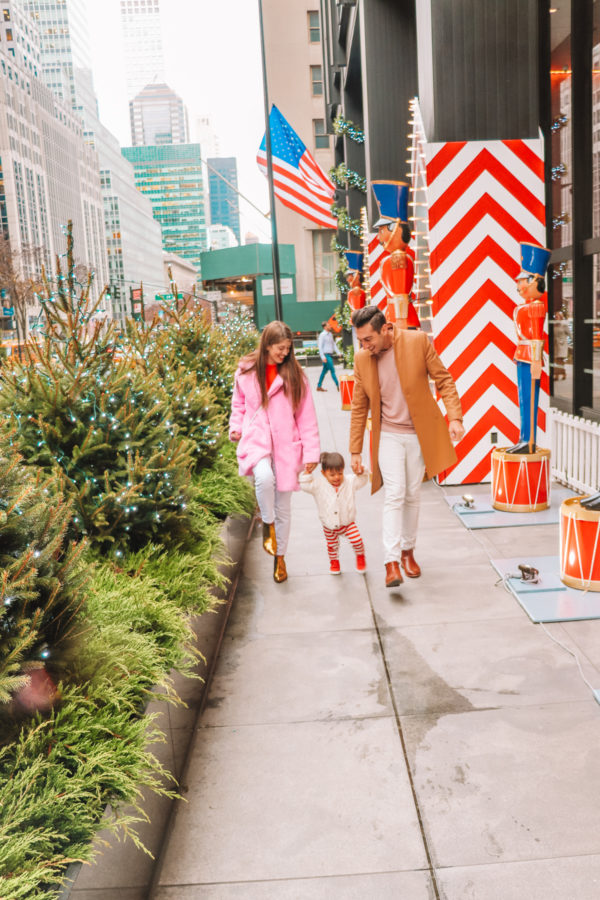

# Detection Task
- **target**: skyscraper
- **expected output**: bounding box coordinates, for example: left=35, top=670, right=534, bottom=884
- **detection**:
left=23, top=0, right=166, bottom=322
left=130, top=82, right=189, bottom=146
left=208, top=157, right=241, bottom=245
left=122, top=144, right=207, bottom=272
left=119, top=0, right=166, bottom=102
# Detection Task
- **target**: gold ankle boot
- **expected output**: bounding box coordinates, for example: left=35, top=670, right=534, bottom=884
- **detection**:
left=273, top=555, right=287, bottom=583
left=262, top=522, right=277, bottom=556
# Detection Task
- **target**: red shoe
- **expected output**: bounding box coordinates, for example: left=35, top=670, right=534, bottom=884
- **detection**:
left=401, top=549, right=421, bottom=578
left=356, top=554, right=367, bottom=573
left=330, top=560, right=341, bottom=575
left=385, top=561, right=403, bottom=588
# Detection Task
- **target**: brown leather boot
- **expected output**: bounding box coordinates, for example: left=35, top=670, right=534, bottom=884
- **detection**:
left=401, top=549, right=421, bottom=578
left=262, top=522, right=277, bottom=556
left=385, top=561, right=403, bottom=588
left=273, top=555, right=288, bottom=583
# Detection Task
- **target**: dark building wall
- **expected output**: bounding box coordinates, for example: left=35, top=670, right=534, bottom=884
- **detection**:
left=359, top=0, right=418, bottom=221
left=416, top=0, right=539, bottom=142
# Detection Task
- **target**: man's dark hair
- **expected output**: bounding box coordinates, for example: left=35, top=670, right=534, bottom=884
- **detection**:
left=320, top=451, right=345, bottom=471
left=351, top=305, right=386, bottom=332
left=400, top=222, right=411, bottom=244
left=321, top=321, right=328, bottom=328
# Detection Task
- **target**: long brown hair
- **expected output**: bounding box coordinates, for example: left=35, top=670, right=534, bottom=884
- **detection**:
left=240, top=320, right=306, bottom=409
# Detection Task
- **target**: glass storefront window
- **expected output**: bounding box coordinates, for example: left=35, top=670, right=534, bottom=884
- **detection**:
left=549, top=259, right=573, bottom=403
left=550, top=3, right=572, bottom=249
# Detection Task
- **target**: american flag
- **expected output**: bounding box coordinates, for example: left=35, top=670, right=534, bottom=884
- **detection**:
left=257, top=105, right=337, bottom=229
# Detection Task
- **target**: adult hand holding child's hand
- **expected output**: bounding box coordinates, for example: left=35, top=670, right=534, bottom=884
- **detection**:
left=304, top=462, right=318, bottom=473
left=230, top=431, right=241, bottom=442
left=351, top=453, right=364, bottom=474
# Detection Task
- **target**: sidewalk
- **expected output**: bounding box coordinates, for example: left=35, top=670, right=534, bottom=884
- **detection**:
left=151, top=365, right=600, bottom=900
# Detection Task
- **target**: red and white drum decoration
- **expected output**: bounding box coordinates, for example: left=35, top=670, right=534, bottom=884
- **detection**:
left=340, top=374, right=354, bottom=411
left=491, top=447, right=550, bottom=512
left=560, top=498, right=600, bottom=592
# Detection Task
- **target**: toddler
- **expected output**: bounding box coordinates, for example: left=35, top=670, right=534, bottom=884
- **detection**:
left=299, top=451, right=368, bottom=574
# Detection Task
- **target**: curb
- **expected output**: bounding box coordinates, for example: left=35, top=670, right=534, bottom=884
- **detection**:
left=61, top=513, right=253, bottom=899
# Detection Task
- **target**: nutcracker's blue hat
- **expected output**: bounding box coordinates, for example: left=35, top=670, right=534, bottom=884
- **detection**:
left=372, top=181, right=409, bottom=228
left=517, top=243, right=551, bottom=280
left=344, top=251, right=364, bottom=274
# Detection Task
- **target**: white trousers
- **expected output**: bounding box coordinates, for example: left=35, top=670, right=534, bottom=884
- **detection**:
left=253, top=456, right=292, bottom=555
left=378, top=431, right=426, bottom=563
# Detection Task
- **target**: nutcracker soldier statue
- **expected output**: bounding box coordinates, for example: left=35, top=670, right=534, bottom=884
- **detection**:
left=344, top=250, right=366, bottom=312
left=490, top=242, right=552, bottom=513
left=507, top=242, right=551, bottom=454
left=371, top=180, right=420, bottom=329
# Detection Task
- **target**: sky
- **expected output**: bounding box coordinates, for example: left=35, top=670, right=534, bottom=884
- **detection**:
left=87, top=0, right=271, bottom=242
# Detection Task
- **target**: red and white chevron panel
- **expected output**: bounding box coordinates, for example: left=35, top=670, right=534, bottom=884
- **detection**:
left=426, top=137, right=548, bottom=484
left=367, top=233, right=388, bottom=309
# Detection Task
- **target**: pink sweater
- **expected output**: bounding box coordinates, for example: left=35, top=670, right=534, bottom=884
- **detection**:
left=377, top=345, right=416, bottom=434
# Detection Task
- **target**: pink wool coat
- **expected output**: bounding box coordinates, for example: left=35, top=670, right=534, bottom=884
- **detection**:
left=229, top=366, right=320, bottom=492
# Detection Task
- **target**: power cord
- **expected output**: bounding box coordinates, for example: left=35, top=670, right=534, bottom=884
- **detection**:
left=433, top=478, right=600, bottom=707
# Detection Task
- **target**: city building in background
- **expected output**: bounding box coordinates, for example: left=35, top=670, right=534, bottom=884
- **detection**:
left=119, top=0, right=166, bottom=106
left=260, top=0, right=335, bottom=304
left=162, top=250, right=197, bottom=296
left=208, top=223, right=238, bottom=250
left=191, top=114, right=220, bottom=226
left=122, top=143, right=207, bottom=272
left=0, top=0, right=109, bottom=321
left=98, top=120, right=164, bottom=324
left=130, top=81, right=189, bottom=146
left=23, top=0, right=171, bottom=322
left=244, top=232, right=260, bottom=245
left=207, top=156, right=241, bottom=245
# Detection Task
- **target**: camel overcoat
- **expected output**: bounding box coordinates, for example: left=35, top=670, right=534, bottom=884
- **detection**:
left=349, top=328, right=463, bottom=493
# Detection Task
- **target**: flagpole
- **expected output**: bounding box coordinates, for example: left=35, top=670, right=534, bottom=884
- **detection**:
left=258, top=0, right=283, bottom=322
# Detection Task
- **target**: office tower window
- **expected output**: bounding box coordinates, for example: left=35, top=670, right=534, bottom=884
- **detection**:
left=312, top=231, right=336, bottom=302
left=310, top=65, right=323, bottom=96
left=313, top=118, right=329, bottom=149
left=308, top=10, right=320, bottom=42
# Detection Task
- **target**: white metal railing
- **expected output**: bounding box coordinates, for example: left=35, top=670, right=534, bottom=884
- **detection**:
left=549, top=407, right=600, bottom=493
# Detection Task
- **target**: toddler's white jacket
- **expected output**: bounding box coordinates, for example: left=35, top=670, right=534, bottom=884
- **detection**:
left=299, top=470, right=368, bottom=530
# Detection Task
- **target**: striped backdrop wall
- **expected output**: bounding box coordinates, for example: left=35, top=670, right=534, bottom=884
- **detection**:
left=424, top=137, right=548, bottom=484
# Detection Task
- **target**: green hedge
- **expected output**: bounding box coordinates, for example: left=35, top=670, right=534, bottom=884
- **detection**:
left=0, top=261, right=258, bottom=898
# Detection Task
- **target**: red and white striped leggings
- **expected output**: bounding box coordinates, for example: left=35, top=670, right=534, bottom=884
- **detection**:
left=322, top=522, right=364, bottom=562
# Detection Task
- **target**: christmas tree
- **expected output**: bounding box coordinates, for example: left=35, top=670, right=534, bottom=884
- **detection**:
left=0, top=224, right=195, bottom=555
left=0, top=426, right=86, bottom=708
left=126, top=315, right=224, bottom=473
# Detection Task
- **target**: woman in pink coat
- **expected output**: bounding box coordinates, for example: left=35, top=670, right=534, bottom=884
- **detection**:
left=229, top=321, right=320, bottom=583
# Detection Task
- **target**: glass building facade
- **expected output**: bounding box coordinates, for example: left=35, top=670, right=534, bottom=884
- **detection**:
left=122, top=144, right=207, bottom=272
left=207, top=157, right=241, bottom=245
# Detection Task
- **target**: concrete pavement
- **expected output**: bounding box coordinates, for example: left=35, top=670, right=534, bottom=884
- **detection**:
left=151, top=365, right=600, bottom=900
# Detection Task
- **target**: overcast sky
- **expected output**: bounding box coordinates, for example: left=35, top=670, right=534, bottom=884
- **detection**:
left=87, top=0, right=271, bottom=242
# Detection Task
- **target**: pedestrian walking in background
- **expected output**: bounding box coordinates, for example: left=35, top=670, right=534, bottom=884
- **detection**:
left=299, top=451, right=368, bottom=574
left=229, top=320, right=320, bottom=583
left=553, top=311, right=570, bottom=381
left=349, top=306, right=464, bottom=588
left=316, top=320, right=340, bottom=391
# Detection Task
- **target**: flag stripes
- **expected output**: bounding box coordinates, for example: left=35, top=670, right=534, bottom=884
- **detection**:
left=257, top=106, right=337, bottom=229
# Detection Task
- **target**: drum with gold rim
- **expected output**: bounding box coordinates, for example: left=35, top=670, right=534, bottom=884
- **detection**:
left=491, top=447, right=550, bottom=512
left=560, top=497, right=600, bottom=591
left=340, top=374, right=354, bottom=411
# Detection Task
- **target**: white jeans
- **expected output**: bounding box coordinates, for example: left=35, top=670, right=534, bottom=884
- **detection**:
left=378, top=431, right=426, bottom=563
left=253, top=456, right=292, bottom=555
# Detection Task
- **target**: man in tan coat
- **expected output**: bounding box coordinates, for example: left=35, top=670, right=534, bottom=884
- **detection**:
left=350, top=306, right=464, bottom=587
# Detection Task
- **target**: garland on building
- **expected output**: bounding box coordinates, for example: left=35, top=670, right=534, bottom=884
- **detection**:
left=331, top=206, right=361, bottom=237
left=329, top=162, right=367, bottom=194
left=333, top=115, right=365, bottom=143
